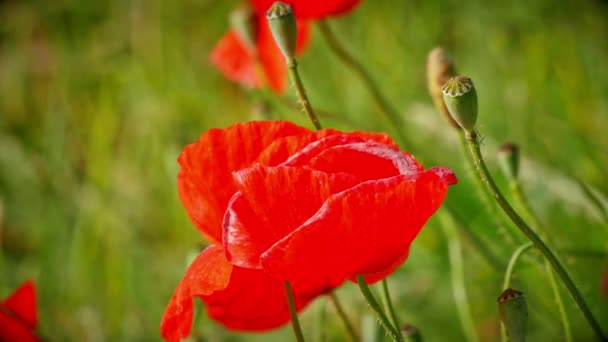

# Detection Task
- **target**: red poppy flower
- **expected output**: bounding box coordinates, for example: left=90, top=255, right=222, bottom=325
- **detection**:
left=0, top=280, right=40, bottom=342
left=162, top=121, right=315, bottom=342
left=210, top=0, right=361, bottom=93
left=161, top=121, right=456, bottom=341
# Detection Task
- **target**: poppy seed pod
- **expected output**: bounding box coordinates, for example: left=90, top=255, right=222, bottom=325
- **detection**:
left=266, top=2, right=297, bottom=61
left=498, top=288, right=528, bottom=342
left=426, top=47, right=459, bottom=128
left=229, top=3, right=258, bottom=49
left=441, top=76, right=478, bottom=133
left=497, top=143, right=520, bottom=181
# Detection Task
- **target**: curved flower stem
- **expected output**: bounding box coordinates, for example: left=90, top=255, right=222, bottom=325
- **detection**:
left=503, top=242, right=534, bottom=290
left=357, top=275, right=404, bottom=342
left=285, top=281, right=306, bottom=342
left=380, top=279, right=402, bottom=337
left=286, top=58, right=322, bottom=130
left=329, top=291, right=359, bottom=342
left=463, top=130, right=607, bottom=341
left=576, top=179, right=608, bottom=224
left=509, top=181, right=572, bottom=342
left=501, top=242, right=534, bottom=342
left=317, top=20, right=408, bottom=146
left=440, top=212, right=479, bottom=342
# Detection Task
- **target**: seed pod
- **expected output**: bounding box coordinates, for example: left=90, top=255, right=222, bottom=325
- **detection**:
left=230, top=3, right=258, bottom=49
left=266, top=2, right=297, bottom=61
left=498, top=288, right=528, bottom=342
left=498, top=143, right=521, bottom=181
left=426, top=47, right=459, bottom=128
left=441, top=76, right=478, bottom=133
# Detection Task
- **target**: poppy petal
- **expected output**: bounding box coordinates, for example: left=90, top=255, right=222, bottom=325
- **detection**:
left=2, top=280, right=37, bottom=329
left=160, top=245, right=233, bottom=342
left=0, top=312, right=40, bottom=342
left=202, top=264, right=313, bottom=331
left=177, top=121, right=310, bottom=244
left=257, top=130, right=397, bottom=167
left=260, top=171, right=449, bottom=295
left=251, top=0, right=361, bottom=19
left=210, top=29, right=262, bottom=89
left=0, top=280, right=39, bottom=342
left=224, top=165, right=359, bottom=268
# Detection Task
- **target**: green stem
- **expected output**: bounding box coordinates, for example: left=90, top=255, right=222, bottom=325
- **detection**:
left=509, top=181, right=572, bottom=342
left=357, top=275, right=403, bottom=342
left=464, top=130, right=607, bottom=341
left=501, top=242, right=534, bottom=342
left=329, top=292, right=359, bottom=342
left=285, top=281, right=306, bottom=342
left=458, top=134, right=521, bottom=248
left=380, top=279, right=402, bottom=339
left=440, top=212, right=479, bottom=342
left=286, top=58, right=322, bottom=130
left=317, top=20, right=408, bottom=146
left=503, top=242, right=534, bottom=291
left=576, top=179, right=608, bottom=224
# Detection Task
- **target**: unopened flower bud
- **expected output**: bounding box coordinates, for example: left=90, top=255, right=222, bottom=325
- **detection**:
left=402, top=323, right=422, bottom=342
left=266, top=2, right=297, bottom=61
left=230, top=3, right=257, bottom=49
left=427, top=47, right=459, bottom=128
left=498, top=143, right=520, bottom=181
left=498, top=288, right=528, bottom=342
left=441, top=76, right=478, bottom=133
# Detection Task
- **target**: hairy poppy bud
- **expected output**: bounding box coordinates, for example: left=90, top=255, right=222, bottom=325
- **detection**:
left=441, top=76, right=478, bottom=133
left=266, top=2, right=297, bottom=61
left=498, top=143, right=520, bottom=181
left=427, top=47, right=459, bottom=128
left=498, top=288, right=528, bottom=342
left=230, top=3, right=257, bottom=49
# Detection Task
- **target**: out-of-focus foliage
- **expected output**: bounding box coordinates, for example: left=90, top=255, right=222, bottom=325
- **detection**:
left=1, top=0, right=607, bottom=340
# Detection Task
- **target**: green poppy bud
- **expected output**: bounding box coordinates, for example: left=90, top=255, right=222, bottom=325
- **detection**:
left=498, top=288, right=528, bottom=342
left=230, top=3, right=257, bottom=49
left=402, top=323, right=423, bottom=342
left=266, top=2, right=297, bottom=61
left=426, top=47, right=459, bottom=128
left=441, top=76, right=478, bottom=133
left=497, top=143, right=521, bottom=181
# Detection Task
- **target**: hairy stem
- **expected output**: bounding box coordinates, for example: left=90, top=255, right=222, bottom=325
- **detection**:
left=464, top=130, right=606, bottom=341
left=357, top=275, right=403, bottom=341
left=287, top=58, right=322, bottom=130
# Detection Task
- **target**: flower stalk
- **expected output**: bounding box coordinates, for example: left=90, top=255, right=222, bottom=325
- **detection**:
left=357, top=275, right=404, bottom=342
left=464, top=130, right=606, bottom=341
left=285, top=281, right=306, bottom=342
left=329, top=291, right=359, bottom=342
left=381, top=279, right=402, bottom=338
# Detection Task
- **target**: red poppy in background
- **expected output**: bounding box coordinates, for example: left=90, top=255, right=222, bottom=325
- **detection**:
left=210, top=0, right=361, bottom=93
left=0, top=280, right=40, bottom=342
left=162, top=121, right=456, bottom=341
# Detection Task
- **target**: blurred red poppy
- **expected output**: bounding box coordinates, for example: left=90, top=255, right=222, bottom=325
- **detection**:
left=210, top=0, right=361, bottom=93
left=0, top=280, right=40, bottom=342
left=162, top=121, right=456, bottom=341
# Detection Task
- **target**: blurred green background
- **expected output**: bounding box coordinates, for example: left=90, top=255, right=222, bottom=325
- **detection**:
left=1, top=0, right=607, bottom=340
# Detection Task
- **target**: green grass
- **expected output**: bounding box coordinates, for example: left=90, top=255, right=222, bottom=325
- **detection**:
left=1, top=0, right=607, bottom=340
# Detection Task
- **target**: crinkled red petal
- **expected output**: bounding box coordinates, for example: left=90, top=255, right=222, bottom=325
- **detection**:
left=202, top=264, right=313, bottom=331
left=261, top=171, right=448, bottom=295
left=306, top=142, right=423, bottom=181
left=177, top=121, right=310, bottom=244
left=210, top=29, right=262, bottom=89
left=160, top=246, right=233, bottom=342
left=224, top=165, right=359, bottom=268
left=256, top=129, right=397, bottom=166
left=251, top=0, right=361, bottom=19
